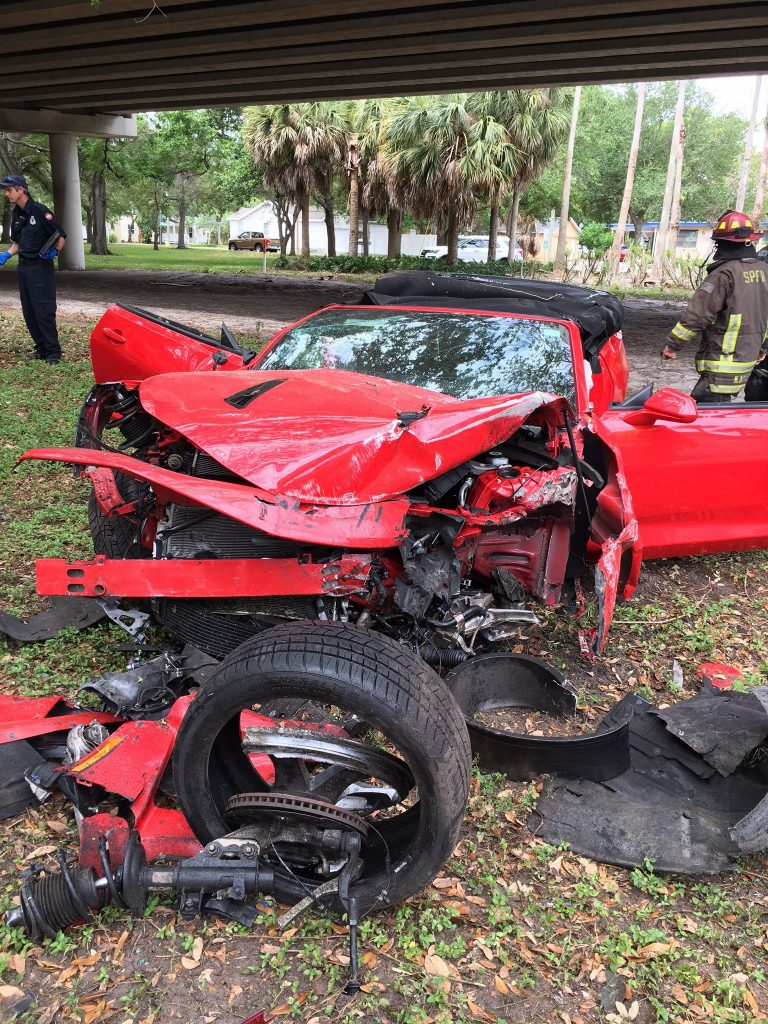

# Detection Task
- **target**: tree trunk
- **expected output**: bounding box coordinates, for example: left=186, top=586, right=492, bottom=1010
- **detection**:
left=446, top=207, right=460, bottom=265
left=506, top=191, right=521, bottom=265
left=609, top=81, right=645, bottom=280
left=153, top=191, right=160, bottom=251
left=669, top=123, right=686, bottom=252
left=387, top=208, right=402, bottom=258
left=90, top=169, right=111, bottom=255
left=362, top=209, right=370, bottom=256
left=737, top=76, right=763, bottom=210
left=83, top=203, right=93, bottom=246
left=629, top=204, right=647, bottom=244
left=177, top=180, right=187, bottom=249
left=653, top=80, right=686, bottom=282
left=752, top=121, right=768, bottom=225
left=322, top=189, right=336, bottom=256
left=347, top=139, right=360, bottom=256
left=555, top=85, right=581, bottom=273
left=488, top=205, right=499, bottom=262
left=301, top=195, right=310, bottom=257
left=1, top=201, right=12, bottom=244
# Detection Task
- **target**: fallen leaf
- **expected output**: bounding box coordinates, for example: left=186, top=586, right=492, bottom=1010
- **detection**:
left=424, top=953, right=459, bottom=979
left=362, top=951, right=378, bottom=968
left=268, top=1004, right=292, bottom=1017
left=8, top=954, right=25, bottom=976
left=0, top=986, right=25, bottom=1002
left=181, top=957, right=199, bottom=970
left=494, top=975, right=509, bottom=996
left=82, top=1001, right=107, bottom=1024
left=72, top=952, right=102, bottom=968
left=227, top=985, right=243, bottom=1008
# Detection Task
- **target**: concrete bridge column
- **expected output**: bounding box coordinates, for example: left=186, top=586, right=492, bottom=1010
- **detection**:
left=49, top=133, right=85, bottom=271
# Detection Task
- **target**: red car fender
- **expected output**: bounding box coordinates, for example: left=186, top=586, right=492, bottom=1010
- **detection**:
left=18, top=448, right=411, bottom=549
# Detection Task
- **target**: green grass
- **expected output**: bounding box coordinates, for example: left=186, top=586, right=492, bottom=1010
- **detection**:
left=83, top=242, right=282, bottom=274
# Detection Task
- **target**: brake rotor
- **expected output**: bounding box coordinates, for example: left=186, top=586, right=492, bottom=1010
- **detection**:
left=224, top=792, right=369, bottom=836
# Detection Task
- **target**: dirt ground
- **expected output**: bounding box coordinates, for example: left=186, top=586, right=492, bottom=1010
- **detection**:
left=0, top=267, right=695, bottom=394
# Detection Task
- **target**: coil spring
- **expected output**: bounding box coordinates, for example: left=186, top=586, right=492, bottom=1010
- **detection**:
left=15, top=852, right=110, bottom=941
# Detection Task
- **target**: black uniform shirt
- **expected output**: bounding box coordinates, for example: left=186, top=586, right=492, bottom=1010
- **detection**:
left=10, top=197, right=66, bottom=258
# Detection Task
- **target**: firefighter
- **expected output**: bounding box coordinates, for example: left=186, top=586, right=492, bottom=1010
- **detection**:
left=0, top=174, right=66, bottom=364
left=661, top=210, right=768, bottom=402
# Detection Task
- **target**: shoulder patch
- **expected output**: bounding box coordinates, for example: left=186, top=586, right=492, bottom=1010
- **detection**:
left=700, top=280, right=715, bottom=293
left=44, top=212, right=53, bottom=221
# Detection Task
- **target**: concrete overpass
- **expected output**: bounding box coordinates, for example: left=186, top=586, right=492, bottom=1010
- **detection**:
left=4, top=0, right=768, bottom=267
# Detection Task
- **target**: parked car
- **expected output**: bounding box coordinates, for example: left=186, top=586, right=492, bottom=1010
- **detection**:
left=421, top=236, right=524, bottom=262
left=228, top=231, right=270, bottom=252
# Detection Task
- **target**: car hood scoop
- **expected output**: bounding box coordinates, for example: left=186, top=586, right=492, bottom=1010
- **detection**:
left=139, top=369, right=567, bottom=504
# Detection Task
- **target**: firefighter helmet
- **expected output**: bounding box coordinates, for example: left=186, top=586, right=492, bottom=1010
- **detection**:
left=711, top=210, right=762, bottom=243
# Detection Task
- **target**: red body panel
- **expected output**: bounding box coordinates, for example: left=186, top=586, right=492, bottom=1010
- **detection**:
left=596, top=397, right=768, bottom=558
left=138, top=369, right=571, bottom=504
left=20, top=448, right=411, bottom=548
left=0, top=695, right=119, bottom=744
left=37, top=554, right=373, bottom=599
left=91, top=305, right=246, bottom=383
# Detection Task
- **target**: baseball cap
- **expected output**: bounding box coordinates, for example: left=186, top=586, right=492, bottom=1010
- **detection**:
left=1, top=174, right=29, bottom=191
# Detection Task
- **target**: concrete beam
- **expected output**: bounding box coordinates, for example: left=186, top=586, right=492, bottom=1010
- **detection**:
left=49, top=133, right=84, bottom=272
left=0, top=108, right=135, bottom=138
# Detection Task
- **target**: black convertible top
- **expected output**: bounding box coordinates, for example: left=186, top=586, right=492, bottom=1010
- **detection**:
left=355, top=271, right=624, bottom=361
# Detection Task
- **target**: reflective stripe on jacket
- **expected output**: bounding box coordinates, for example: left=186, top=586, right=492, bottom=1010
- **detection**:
left=667, top=258, right=768, bottom=393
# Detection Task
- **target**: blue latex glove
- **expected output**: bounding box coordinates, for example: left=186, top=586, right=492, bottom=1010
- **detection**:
left=40, top=248, right=58, bottom=261
left=0, top=251, right=12, bottom=266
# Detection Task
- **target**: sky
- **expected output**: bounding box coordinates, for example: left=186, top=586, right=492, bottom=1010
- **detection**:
left=697, top=75, right=764, bottom=118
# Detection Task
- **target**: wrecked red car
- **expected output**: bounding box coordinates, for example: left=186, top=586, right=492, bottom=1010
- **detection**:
left=20, top=271, right=768, bottom=661
left=10, top=270, right=768, bottom=941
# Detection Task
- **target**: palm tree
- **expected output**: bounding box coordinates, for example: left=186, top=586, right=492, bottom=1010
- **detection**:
left=474, top=90, right=569, bottom=264
left=382, top=95, right=515, bottom=264
left=244, top=103, right=347, bottom=257
left=381, top=96, right=469, bottom=264
left=609, top=82, right=646, bottom=280
left=346, top=98, right=391, bottom=256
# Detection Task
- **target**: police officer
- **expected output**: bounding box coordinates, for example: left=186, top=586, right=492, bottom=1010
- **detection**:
left=0, top=174, right=66, bottom=364
left=661, top=210, right=768, bottom=402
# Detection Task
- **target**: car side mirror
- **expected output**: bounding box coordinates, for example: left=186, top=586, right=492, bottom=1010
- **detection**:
left=624, top=387, right=698, bottom=426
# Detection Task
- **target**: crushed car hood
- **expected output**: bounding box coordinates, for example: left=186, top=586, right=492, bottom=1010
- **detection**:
left=139, top=369, right=570, bottom=504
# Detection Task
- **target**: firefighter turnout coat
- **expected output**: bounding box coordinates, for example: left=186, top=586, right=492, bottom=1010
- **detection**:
left=666, top=257, right=768, bottom=395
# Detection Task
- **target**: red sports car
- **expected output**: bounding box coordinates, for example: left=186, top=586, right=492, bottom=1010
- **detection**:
left=15, top=270, right=768, bottom=912
left=21, top=271, right=768, bottom=662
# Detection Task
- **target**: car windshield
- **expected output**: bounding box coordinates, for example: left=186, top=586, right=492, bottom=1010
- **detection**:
left=256, top=308, right=576, bottom=404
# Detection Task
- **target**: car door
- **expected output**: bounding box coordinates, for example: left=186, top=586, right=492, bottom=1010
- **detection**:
left=595, top=390, right=768, bottom=559
left=90, top=304, right=247, bottom=383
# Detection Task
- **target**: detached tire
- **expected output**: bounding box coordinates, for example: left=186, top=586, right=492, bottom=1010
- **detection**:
left=88, top=472, right=150, bottom=559
left=173, top=621, right=471, bottom=910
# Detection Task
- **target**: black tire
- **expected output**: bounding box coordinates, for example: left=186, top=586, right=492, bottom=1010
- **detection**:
left=173, top=621, right=471, bottom=911
left=87, top=471, right=150, bottom=559
left=228, top=242, right=236, bottom=251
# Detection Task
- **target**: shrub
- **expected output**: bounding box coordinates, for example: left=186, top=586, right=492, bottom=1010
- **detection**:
left=273, top=254, right=551, bottom=276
